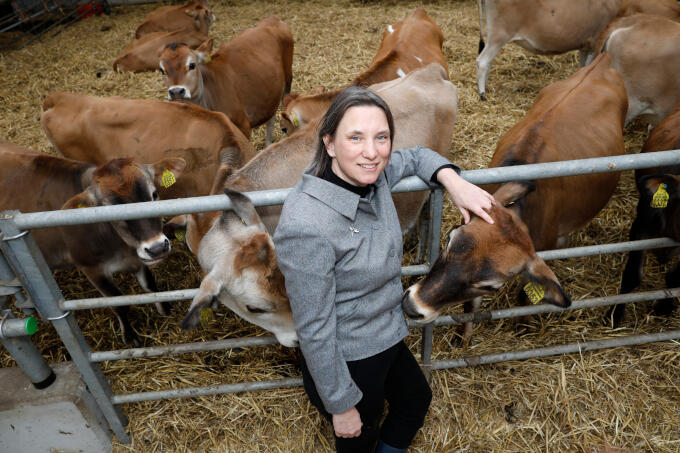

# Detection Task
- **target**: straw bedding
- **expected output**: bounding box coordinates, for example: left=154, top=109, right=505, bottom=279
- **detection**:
left=1, top=1, right=679, bottom=452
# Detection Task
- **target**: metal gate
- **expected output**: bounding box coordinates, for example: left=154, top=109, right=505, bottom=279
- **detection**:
left=1, top=150, right=680, bottom=443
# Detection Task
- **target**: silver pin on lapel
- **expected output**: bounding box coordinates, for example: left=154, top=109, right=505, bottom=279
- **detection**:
left=349, top=226, right=359, bottom=236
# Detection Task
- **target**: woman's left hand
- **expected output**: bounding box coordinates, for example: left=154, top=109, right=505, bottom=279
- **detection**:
left=437, top=168, right=496, bottom=224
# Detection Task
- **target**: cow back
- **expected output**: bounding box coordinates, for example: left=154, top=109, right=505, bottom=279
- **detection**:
left=41, top=92, right=256, bottom=199
left=489, top=54, right=627, bottom=250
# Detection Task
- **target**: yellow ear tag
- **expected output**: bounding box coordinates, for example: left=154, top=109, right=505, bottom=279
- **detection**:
left=161, top=169, right=176, bottom=188
left=202, top=55, right=211, bottom=64
left=291, top=113, right=299, bottom=128
left=523, top=281, right=545, bottom=304
left=200, top=307, right=214, bottom=328
left=77, top=203, right=86, bottom=209
left=651, top=183, right=669, bottom=208
left=174, top=229, right=186, bottom=242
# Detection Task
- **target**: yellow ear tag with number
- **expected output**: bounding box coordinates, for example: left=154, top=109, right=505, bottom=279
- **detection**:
left=292, top=114, right=299, bottom=128
left=161, top=169, right=176, bottom=188
left=651, top=183, right=669, bottom=208
left=200, top=307, right=214, bottom=328
left=523, top=281, right=545, bottom=304
left=174, top=229, right=186, bottom=242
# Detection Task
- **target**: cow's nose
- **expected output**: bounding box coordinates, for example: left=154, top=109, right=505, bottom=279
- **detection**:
left=145, top=238, right=170, bottom=258
left=401, top=289, right=424, bottom=319
left=168, top=87, right=186, bottom=99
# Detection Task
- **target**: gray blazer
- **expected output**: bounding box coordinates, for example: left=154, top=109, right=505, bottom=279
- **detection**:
left=273, top=146, right=454, bottom=414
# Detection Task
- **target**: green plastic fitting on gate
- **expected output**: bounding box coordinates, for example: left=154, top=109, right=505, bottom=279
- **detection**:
left=24, top=316, right=37, bottom=335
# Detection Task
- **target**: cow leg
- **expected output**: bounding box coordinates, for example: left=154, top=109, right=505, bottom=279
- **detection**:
left=265, top=116, right=275, bottom=147
left=476, top=37, right=505, bottom=100
left=135, top=265, right=170, bottom=316
left=82, top=268, right=141, bottom=347
left=611, top=217, right=647, bottom=327
left=458, top=296, right=481, bottom=347
left=653, top=263, right=680, bottom=317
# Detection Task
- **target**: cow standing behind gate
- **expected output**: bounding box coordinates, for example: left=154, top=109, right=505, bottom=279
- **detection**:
left=403, top=54, right=628, bottom=342
left=279, top=7, right=447, bottom=134
left=158, top=16, right=294, bottom=146
left=614, top=102, right=680, bottom=326
left=0, top=143, right=185, bottom=345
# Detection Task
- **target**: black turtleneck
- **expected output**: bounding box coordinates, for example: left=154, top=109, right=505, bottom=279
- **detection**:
left=321, top=165, right=372, bottom=198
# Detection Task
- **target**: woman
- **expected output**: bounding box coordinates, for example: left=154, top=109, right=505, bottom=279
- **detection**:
left=273, top=86, right=495, bottom=453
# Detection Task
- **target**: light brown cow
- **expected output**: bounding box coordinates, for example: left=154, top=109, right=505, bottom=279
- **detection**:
left=172, top=64, right=457, bottom=345
left=403, top=54, right=627, bottom=340
left=134, top=0, right=214, bottom=38
left=225, top=63, right=457, bottom=235
left=594, top=13, right=680, bottom=125
left=476, top=0, right=621, bottom=100
left=0, top=143, right=185, bottom=345
left=279, top=7, right=447, bottom=134
left=41, top=92, right=257, bottom=200
left=159, top=16, right=294, bottom=145
left=113, top=29, right=208, bottom=73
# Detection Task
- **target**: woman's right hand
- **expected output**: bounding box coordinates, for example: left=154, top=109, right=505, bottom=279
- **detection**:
left=332, top=406, right=362, bottom=438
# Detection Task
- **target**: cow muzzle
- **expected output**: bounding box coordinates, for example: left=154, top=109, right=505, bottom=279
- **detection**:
left=137, top=235, right=171, bottom=264
left=401, top=285, right=439, bottom=323
left=168, top=86, right=191, bottom=101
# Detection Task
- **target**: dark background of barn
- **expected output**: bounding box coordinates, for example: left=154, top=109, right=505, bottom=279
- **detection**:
left=1, top=0, right=679, bottom=451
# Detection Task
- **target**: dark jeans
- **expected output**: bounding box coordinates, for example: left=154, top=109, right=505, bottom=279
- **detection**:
left=301, top=340, right=432, bottom=453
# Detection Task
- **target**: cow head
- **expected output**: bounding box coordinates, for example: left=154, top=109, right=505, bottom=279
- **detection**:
left=159, top=39, right=213, bottom=103
left=402, top=181, right=570, bottom=322
left=179, top=189, right=297, bottom=347
left=63, top=157, right=186, bottom=264
left=637, top=174, right=680, bottom=261
left=184, top=4, right=215, bottom=35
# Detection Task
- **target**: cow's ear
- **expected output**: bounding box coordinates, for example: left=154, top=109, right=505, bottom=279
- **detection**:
left=196, top=39, right=213, bottom=63
left=282, top=92, right=299, bottom=108
left=311, top=85, right=326, bottom=95
left=493, top=181, right=535, bottom=206
left=151, top=158, right=186, bottom=188
left=223, top=189, right=260, bottom=226
left=638, top=174, right=680, bottom=201
left=179, top=272, right=221, bottom=330
left=62, top=191, right=96, bottom=210
left=522, top=257, right=571, bottom=308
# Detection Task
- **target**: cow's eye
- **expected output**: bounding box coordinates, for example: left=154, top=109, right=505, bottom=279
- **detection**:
left=188, top=62, right=196, bottom=70
left=152, top=190, right=159, bottom=200
left=245, top=305, right=267, bottom=314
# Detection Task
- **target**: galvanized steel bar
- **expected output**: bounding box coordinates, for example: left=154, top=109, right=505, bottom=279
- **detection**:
left=59, top=238, right=678, bottom=311
left=111, top=377, right=303, bottom=404
left=426, top=287, right=680, bottom=328
left=0, top=214, right=130, bottom=443
left=10, top=149, right=680, bottom=230
left=432, top=329, right=680, bottom=370
left=89, top=336, right=279, bottom=362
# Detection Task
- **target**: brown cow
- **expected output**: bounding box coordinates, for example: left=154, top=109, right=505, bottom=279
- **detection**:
left=134, top=0, right=214, bottom=38
left=594, top=14, right=680, bottom=125
left=0, top=143, right=185, bottom=345
left=159, top=16, right=294, bottom=145
left=279, top=7, right=447, bottom=134
left=614, top=102, right=680, bottom=326
left=113, top=29, right=208, bottom=73
left=41, top=92, right=257, bottom=200
left=617, top=0, right=680, bottom=19
left=476, top=0, right=622, bottom=100
left=403, top=54, right=627, bottom=340
left=172, top=64, right=457, bottom=344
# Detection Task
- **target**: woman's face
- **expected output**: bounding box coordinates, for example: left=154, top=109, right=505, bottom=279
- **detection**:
left=323, top=105, right=391, bottom=187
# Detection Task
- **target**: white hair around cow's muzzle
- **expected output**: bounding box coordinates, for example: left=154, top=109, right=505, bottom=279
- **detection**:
left=168, top=86, right=191, bottom=101
left=137, top=233, right=171, bottom=264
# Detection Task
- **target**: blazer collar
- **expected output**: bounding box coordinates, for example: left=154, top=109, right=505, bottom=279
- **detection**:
left=300, top=173, right=384, bottom=221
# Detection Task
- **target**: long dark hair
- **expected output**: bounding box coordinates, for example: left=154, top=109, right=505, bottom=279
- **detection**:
left=308, top=85, right=395, bottom=177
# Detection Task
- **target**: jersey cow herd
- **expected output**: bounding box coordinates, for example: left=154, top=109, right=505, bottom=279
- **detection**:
left=2, top=0, right=680, bottom=348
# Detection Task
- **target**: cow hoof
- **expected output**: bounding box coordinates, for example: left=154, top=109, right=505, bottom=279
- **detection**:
left=480, top=92, right=487, bottom=101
